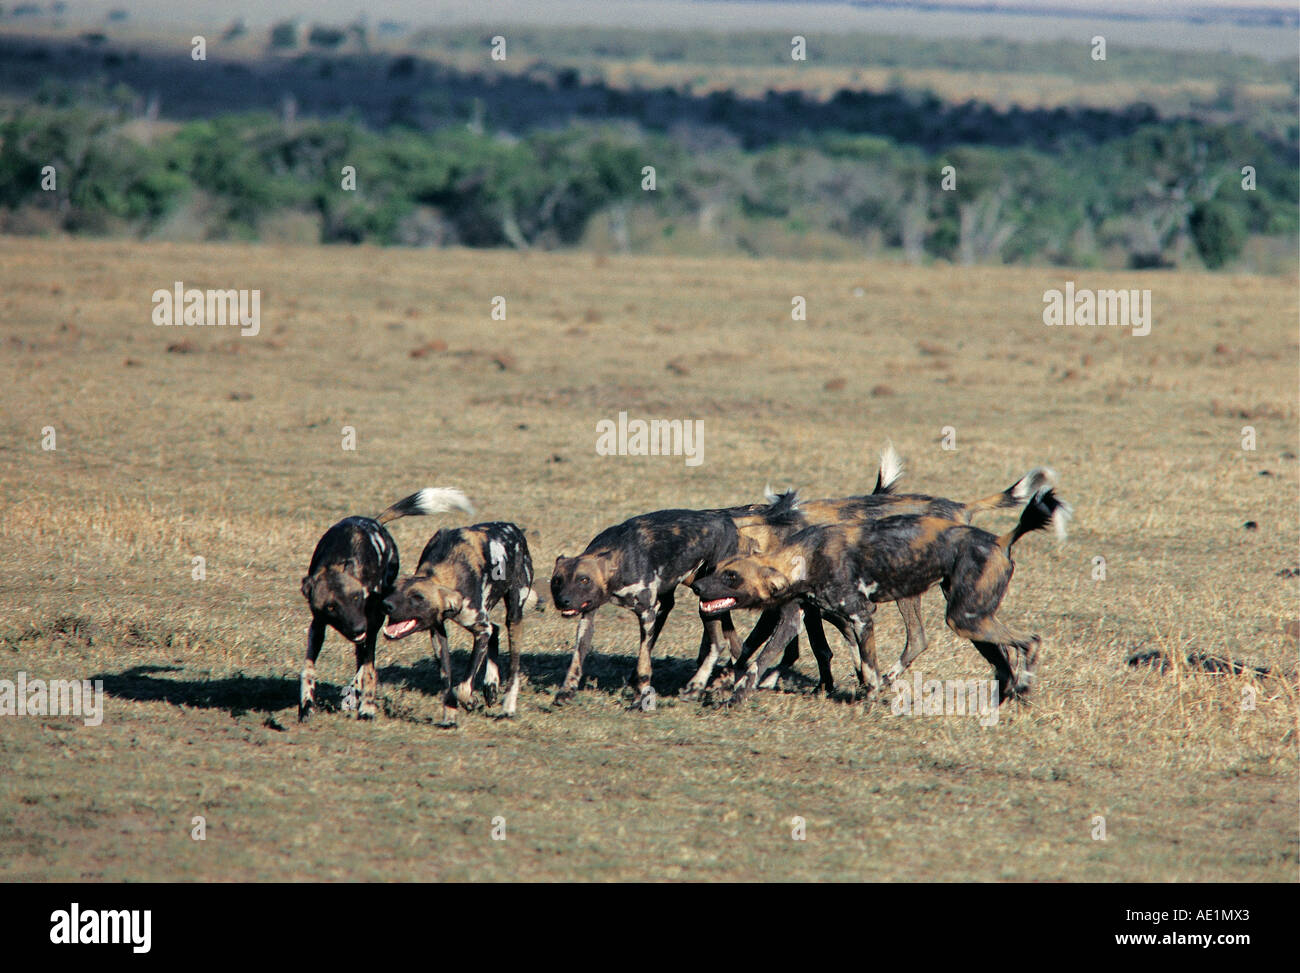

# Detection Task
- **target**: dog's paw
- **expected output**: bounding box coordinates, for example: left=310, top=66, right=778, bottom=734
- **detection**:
left=483, top=684, right=499, bottom=707
left=298, top=672, right=317, bottom=723
left=502, top=681, right=520, bottom=717
left=452, top=683, right=478, bottom=711
left=553, top=688, right=576, bottom=707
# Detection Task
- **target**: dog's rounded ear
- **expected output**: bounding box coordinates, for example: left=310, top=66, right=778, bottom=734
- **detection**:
left=441, top=587, right=465, bottom=618
left=761, top=565, right=792, bottom=593
left=300, top=575, right=314, bottom=599
left=554, top=551, right=570, bottom=565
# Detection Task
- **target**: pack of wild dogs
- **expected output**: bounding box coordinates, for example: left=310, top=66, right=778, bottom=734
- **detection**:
left=297, top=445, right=1071, bottom=724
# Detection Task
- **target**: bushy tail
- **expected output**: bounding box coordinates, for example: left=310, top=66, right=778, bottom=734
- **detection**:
left=376, top=487, right=474, bottom=524
left=872, top=441, right=904, bottom=494
left=760, top=487, right=803, bottom=526
left=998, top=488, right=1072, bottom=552
left=965, top=466, right=1057, bottom=518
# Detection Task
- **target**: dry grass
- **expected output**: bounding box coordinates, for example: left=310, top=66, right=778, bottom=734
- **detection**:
left=0, top=237, right=1296, bottom=881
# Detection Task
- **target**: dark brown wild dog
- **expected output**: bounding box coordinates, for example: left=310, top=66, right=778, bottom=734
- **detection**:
left=675, top=447, right=911, bottom=699
left=381, top=522, right=539, bottom=722
left=550, top=507, right=748, bottom=711
left=694, top=444, right=1058, bottom=694
left=298, top=487, right=474, bottom=722
left=691, top=488, right=1070, bottom=706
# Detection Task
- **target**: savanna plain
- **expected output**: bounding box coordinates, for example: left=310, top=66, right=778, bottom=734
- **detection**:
left=1, top=237, right=1296, bottom=880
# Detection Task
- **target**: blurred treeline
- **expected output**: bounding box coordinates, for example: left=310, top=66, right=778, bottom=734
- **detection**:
left=0, top=24, right=1295, bottom=269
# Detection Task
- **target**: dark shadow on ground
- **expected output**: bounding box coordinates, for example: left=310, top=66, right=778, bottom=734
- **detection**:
left=378, top=646, right=829, bottom=700
left=90, top=664, right=306, bottom=717
left=88, top=647, right=834, bottom=720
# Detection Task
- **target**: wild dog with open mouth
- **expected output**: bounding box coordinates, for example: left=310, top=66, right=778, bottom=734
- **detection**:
left=381, top=522, right=539, bottom=721
left=550, top=508, right=742, bottom=711
left=691, top=488, right=1070, bottom=706
left=298, top=487, right=474, bottom=722
left=694, top=444, right=1058, bottom=694
left=683, top=444, right=918, bottom=698
left=674, top=489, right=829, bottom=697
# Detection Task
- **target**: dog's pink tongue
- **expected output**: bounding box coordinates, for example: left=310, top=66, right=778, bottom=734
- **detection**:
left=384, top=618, right=417, bottom=639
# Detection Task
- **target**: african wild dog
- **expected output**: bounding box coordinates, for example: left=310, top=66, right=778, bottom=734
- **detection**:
left=550, top=507, right=743, bottom=711
left=691, top=444, right=1058, bottom=695
left=381, top=522, right=539, bottom=721
left=298, top=487, right=473, bottom=722
left=691, top=488, right=1070, bottom=706
left=660, top=446, right=916, bottom=703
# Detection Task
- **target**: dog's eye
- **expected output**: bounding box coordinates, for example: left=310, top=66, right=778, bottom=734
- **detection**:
left=325, top=603, right=337, bottom=614
left=723, top=571, right=740, bottom=587
left=577, top=576, right=590, bottom=588
left=411, top=591, right=425, bottom=603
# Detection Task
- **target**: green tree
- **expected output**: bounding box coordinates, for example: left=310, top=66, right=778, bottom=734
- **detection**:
left=1189, top=200, right=1246, bottom=269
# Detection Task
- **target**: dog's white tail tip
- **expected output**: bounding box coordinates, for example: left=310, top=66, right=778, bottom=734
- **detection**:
left=1051, top=499, right=1073, bottom=541
left=414, top=487, right=475, bottom=518
left=1013, top=466, right=1058, bottom=501
left=878, top=441, right=904, bottom=491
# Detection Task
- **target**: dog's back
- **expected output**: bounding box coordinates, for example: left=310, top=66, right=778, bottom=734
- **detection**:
left=584, top=508, right=739, bottom=585
left=417, top=521, right=535, bottom=606
left=309, top=516, right=399, bottom=593
left=839, top=488, right=1069, bottom=604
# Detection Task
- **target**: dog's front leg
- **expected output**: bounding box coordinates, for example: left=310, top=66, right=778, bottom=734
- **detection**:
left=726, top=607, right=782, bottom=690
left=431, top=622, right=452, bottom=690
left=631, top=592, right=673, bottom=712
left=682, top=610, right=727, bottom=698
left=502, top=613, right=525, bottom=717
left=555, top=614, right=594, bottom=705
left=730, top=602, right=802, bottom=706
left=481, top=623, right=502, bottom=707
left=450, top=617, right=493, bottom=714
left=431, top=622, right=456, bottom=724
left=353, top=631, right=379, bottom=721
left=801, top=603, right=836, bottom=695
left=298, top=617, right=326, bottom=722
left=740, top=607, right=779, bottom=657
